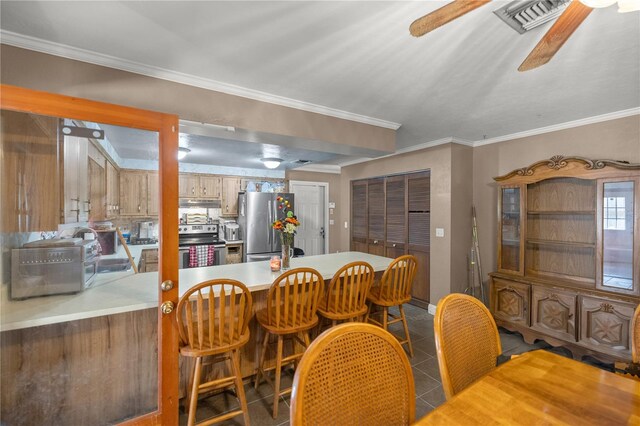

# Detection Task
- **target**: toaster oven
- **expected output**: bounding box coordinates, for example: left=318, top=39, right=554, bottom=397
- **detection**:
left=11, top=240, right=100, bottom=300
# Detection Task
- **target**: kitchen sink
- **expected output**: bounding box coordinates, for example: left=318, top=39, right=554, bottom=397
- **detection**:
left=97, top=258, right=132, bottom=273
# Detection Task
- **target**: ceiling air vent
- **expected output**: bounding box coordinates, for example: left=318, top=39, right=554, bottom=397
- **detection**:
left=494, top=0, right=571, bottom=34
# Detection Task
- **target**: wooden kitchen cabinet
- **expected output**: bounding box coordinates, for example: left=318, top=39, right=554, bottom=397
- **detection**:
left=147, top=172, right=159, bottom=216
left=490, top=156, right=640, bottom=362
left=88, top=158, right=106, bottom=221
left=221, top=177, right=241, bottom=216
left=138, top=248, right=159, bottom=273
left=106, top=160, right=119, bottom=218
left=351, top=171, right=431, bottom=306
left=199, top=175, right=222, bottom=199
left=63, top=135, right=90, bottom=223
left=179, top=173, right=198, bottom=198
left=0, top=110, right=60, bottom=232
left=119, top=170, right=148, bottom=216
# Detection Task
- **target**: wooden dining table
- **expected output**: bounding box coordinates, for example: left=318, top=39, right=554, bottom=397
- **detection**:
left=416, top=350, right=640, bottom=425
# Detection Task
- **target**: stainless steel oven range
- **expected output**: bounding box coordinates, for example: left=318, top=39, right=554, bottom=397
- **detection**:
left=11, top=238, right=100, bottom=299
left=178, top=223, right=226, bottom=268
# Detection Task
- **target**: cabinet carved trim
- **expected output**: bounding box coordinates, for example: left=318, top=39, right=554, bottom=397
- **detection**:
left=495, top=156, right=640, bottom=182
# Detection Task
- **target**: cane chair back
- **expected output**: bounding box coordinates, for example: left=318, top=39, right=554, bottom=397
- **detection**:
left=633, top=304, right=640, bottom=363
left=319, top=261, right=374, bottom=321
left=290, top=323, right=415, bottom=426
left=370, top=255, right=418, bottom=306
left=262, top=268, right=324, bottom=333
left=434, top=293, right=502, bottom=400
left=177, top=279, right=253, bottom=356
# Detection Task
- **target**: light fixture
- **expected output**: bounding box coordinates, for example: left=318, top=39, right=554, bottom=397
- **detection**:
left=261, top=157, right=282, bottom=169
left=579, top=0, right=617, bottom=7
left=579, top=0, right=640, bottom=12
left=617, top=0, right=640, bottom=12
left=178, top=147, right=191, bottom=160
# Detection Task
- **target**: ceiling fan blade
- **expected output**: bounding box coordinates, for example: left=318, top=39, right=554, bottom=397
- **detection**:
left=410, top=0, right=492, bottom=37
left=518, top=1, right=593, bottom=72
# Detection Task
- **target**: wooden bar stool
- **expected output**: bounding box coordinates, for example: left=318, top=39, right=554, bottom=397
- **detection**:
left=176, top=279, right=253, bottom=426
left=365, top=255, right=418, bottom=357
left=317, top=261, right=374, bottom=331
left=254, top=267, right=324, bottom=418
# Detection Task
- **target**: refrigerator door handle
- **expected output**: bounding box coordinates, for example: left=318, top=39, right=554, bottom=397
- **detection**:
left=267, top=199, right=272, bottom=247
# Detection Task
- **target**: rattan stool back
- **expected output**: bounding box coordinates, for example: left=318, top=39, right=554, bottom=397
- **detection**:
left=375, top=255, right=418, bottom=304
left=291, top=322, right=415, bottom=426
left=434, top=293, right=502, bottom=400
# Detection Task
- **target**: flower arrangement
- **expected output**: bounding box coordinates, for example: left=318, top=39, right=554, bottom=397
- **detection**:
left=272, top=196, right=300, bottom=246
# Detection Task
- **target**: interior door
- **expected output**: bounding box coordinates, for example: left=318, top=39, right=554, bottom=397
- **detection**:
left=290, top=182, right=326, bottom=256
left=0, top=85, right=179, bottom=425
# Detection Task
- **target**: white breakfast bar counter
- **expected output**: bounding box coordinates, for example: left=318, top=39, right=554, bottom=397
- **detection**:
left=0, top=251, right=393, bottom=425
left=1, top=251, right=393, bottom=332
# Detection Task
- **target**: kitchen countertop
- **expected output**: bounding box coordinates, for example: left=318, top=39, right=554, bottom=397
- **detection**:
left=0, top=252, right=392, bottom=332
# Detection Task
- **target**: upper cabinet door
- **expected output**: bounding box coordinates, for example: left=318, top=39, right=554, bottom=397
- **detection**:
left=199, top=176, right=222, bottom=199
left=596, top=177, right=640, bottom=296
left=178, top=174, right=198, bottom=198
left=498, top=185, right=524, bottom=274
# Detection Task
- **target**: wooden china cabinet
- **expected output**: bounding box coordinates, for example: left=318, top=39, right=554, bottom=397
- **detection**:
left=490, top=156, right=640, bottom=362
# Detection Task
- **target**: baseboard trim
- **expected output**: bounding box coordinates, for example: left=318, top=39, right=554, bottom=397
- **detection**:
left=428, top=304, right=437, bottom=316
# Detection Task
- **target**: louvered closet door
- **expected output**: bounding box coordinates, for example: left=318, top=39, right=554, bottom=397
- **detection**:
left=385, top=175, right=406, bottom=257
left=367, top=178, right=386, bottom=256
left=351, top=180, right=368, bottom=253
left=407, top=171, right=431, bottom=305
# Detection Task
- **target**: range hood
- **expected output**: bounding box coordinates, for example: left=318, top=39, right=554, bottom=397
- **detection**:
left=179, top=199, right=222, bottom=208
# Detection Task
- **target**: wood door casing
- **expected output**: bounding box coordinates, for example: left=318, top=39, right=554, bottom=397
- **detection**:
left=1, top=84, right=180, bottom=425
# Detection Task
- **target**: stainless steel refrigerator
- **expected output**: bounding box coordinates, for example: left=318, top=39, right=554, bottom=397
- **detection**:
left=238, top=192, right=295, bottom=262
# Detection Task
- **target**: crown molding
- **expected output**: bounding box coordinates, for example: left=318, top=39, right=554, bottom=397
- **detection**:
left=292, top=164, right=342, bottom=174
left=472, top=108, right=640, bottom=147
left=0, top=30, right=401, bottom=130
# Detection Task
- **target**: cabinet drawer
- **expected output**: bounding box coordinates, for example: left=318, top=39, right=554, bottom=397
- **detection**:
left=490, top=278, right=530, bottom=326
left=143, top=249, right=158, bottom=263
left=579, top=295, right=635, bottom=358
left=531, top=286, right=577, bottom=342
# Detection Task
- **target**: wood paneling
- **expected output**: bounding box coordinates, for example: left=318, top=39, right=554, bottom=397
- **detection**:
left=527, top=178, right=596, bottom=212
left=0, top=309, right=158, bottom=425
left=0, top=110, right=60, bottom=232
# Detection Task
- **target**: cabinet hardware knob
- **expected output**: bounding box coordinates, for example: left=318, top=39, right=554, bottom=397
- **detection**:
left=393, top=243, right=397, bottom=247
left=161, top=280, right=174, bottom=291
left=192, top=187, right=195, bottom=194
left=138, top=205, right=141, bottom=212
left=203, top=187, right=207, bottom=195
left=161, top=301, right=174, bottom=314
left=374, top=240, right=378, bottom=244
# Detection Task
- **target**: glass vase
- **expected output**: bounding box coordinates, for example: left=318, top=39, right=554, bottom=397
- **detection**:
left=281, top=244, right=292, bottom=270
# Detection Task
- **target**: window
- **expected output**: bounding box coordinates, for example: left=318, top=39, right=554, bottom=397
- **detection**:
left=604, top=196, right=626, bottom=230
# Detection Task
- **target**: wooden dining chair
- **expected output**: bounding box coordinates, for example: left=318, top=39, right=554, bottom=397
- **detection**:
left=290, top=322, right=415, bottom=426
left=255, top=267, right=325, bottom=418
left=434, top=293, right=502, bottom=400
left=176, top=279, right=253, bottom=426
left=317, top=261, right=374, bottom=330
left=365, top=255, right=418, bottom=357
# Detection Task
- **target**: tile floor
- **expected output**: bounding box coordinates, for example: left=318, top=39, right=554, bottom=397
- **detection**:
left=179, top=303, right=610, bottom=425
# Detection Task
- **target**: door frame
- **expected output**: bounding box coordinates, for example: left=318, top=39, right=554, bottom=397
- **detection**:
left=0, top=84, right=180, bottom=425
left=289, top=180, right=329, bottom=254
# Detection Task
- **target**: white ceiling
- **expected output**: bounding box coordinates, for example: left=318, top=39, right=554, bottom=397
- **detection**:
left=1, top=1, right=639, bottom=159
